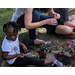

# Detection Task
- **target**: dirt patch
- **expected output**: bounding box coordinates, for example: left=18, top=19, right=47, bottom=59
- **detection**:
left=54, top=52, right=75, bottom=66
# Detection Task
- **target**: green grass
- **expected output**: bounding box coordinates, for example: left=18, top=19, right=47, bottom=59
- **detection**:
left=0, top=8, right=15, bottom=66
left=0, top=8, right=74, bottom=66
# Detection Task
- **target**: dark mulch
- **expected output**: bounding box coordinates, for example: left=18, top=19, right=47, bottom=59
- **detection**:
left=54, top=52, right=75, bottom=66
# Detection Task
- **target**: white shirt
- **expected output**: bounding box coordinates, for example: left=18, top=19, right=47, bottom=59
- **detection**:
left=1, top=35, right=20, bottom=65
left=11, top=8, right=25, bottom=22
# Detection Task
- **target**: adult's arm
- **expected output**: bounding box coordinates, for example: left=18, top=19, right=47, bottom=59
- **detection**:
left=48, top=8, right=60, bottom=19
left=64, top=8, right=75, bottom=27
left=64, top=21, right=75, bottom=27
left=24, top=8, right=57, bottom=30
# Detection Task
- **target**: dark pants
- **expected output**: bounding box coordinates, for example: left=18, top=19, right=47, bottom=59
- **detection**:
left=17, top=10, right=58, bottom=40
left=11, top=39, right=44, bottom=67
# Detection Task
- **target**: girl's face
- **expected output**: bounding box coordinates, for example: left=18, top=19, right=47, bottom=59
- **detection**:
left=5, top=26, right=18, bottom=41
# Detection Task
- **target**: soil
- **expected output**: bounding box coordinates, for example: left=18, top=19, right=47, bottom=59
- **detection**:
left=54, top=52, right=75, bottom=66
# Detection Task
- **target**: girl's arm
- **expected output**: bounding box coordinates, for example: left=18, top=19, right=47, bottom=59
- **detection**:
left=2, top=52, right=22, bottom=60
left=25, top=8, right=57, bottom=29
left=19, top=42, right=28, bottom=52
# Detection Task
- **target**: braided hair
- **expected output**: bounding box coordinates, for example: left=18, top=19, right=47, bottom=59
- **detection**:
left=3, top=22, right=21, bottom=33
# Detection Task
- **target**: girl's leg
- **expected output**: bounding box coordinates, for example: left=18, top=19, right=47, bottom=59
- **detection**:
left=11, top=56, right=63, bottom=67
left=11, top=56, right=55, bottom=67
left=44, top=60, right=54, bottom=65
left=11, top=56, right=45, bottom=66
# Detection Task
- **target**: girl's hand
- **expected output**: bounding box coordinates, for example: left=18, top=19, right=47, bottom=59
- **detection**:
left=19, top=42, right=28, bottom=53
left=17, top=53, right=24, bottom=58
left=22, top=45, right=28, bottom=53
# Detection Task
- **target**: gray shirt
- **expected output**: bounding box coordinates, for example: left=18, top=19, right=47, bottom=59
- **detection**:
left=53, top=8, right=69, bottom=24
left=11, top=8, right=25, bottom=22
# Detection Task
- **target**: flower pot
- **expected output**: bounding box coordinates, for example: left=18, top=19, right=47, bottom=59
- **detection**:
left=38, top=50, right=49, bottom=59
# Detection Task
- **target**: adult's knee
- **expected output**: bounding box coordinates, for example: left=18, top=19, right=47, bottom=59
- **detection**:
left=64, top=27, right=72, bottom=34
left=55, top=25, right=72, bottom=34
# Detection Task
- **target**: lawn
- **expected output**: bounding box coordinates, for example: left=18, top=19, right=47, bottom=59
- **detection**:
left=0, top=8, right=74, bottom=66
left=0, top=8, right=15, bottom=66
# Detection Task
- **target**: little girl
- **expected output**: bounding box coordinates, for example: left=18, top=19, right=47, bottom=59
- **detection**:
left=1, top=22, right=63, bottom=67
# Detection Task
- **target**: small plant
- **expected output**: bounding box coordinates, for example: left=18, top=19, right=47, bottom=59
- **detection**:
left=68, top=43, right=75, bottom=53
left=40, top=44, right=48, bottom=52
left=38, top=44, right=49, bottom=59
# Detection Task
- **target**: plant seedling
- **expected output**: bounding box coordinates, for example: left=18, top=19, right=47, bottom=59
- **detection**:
left=40, top=44, right=48, bottom=52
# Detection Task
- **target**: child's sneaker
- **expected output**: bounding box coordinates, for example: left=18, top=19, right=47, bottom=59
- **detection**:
left=44, top=41, right=51, bottom=46
left=51, top=59, right=63, bottom=67
left=40, top=41, right=51, bottom=47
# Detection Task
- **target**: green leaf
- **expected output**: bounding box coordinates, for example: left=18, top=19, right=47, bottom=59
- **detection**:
left=72, top=40, right=75, bottom=42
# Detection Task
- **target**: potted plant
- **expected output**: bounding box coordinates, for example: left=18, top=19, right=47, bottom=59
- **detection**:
left=38, top=44, right=49, bottom=59
left=68, top=43, right=75, bottom=57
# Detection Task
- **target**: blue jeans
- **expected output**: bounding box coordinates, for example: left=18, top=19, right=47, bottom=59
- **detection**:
left=17, top=10, right=58, bottom=39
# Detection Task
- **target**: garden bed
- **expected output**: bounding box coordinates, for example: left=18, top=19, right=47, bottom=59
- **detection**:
left=53, top=51, right=75, bottom=67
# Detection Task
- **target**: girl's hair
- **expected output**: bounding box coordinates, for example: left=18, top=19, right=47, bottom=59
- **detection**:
left=3, top=22, right=21, bottom=33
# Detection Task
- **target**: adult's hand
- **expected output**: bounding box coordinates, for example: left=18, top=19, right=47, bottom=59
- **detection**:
left=54, top=13, right=60, bottom=19
left=49, top=13, right=60, bottom=19
left=46, top=18, right=57, bottom=25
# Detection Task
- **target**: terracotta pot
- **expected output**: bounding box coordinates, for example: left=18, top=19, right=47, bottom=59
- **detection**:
left=38, top=50, right=49, bottom=59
